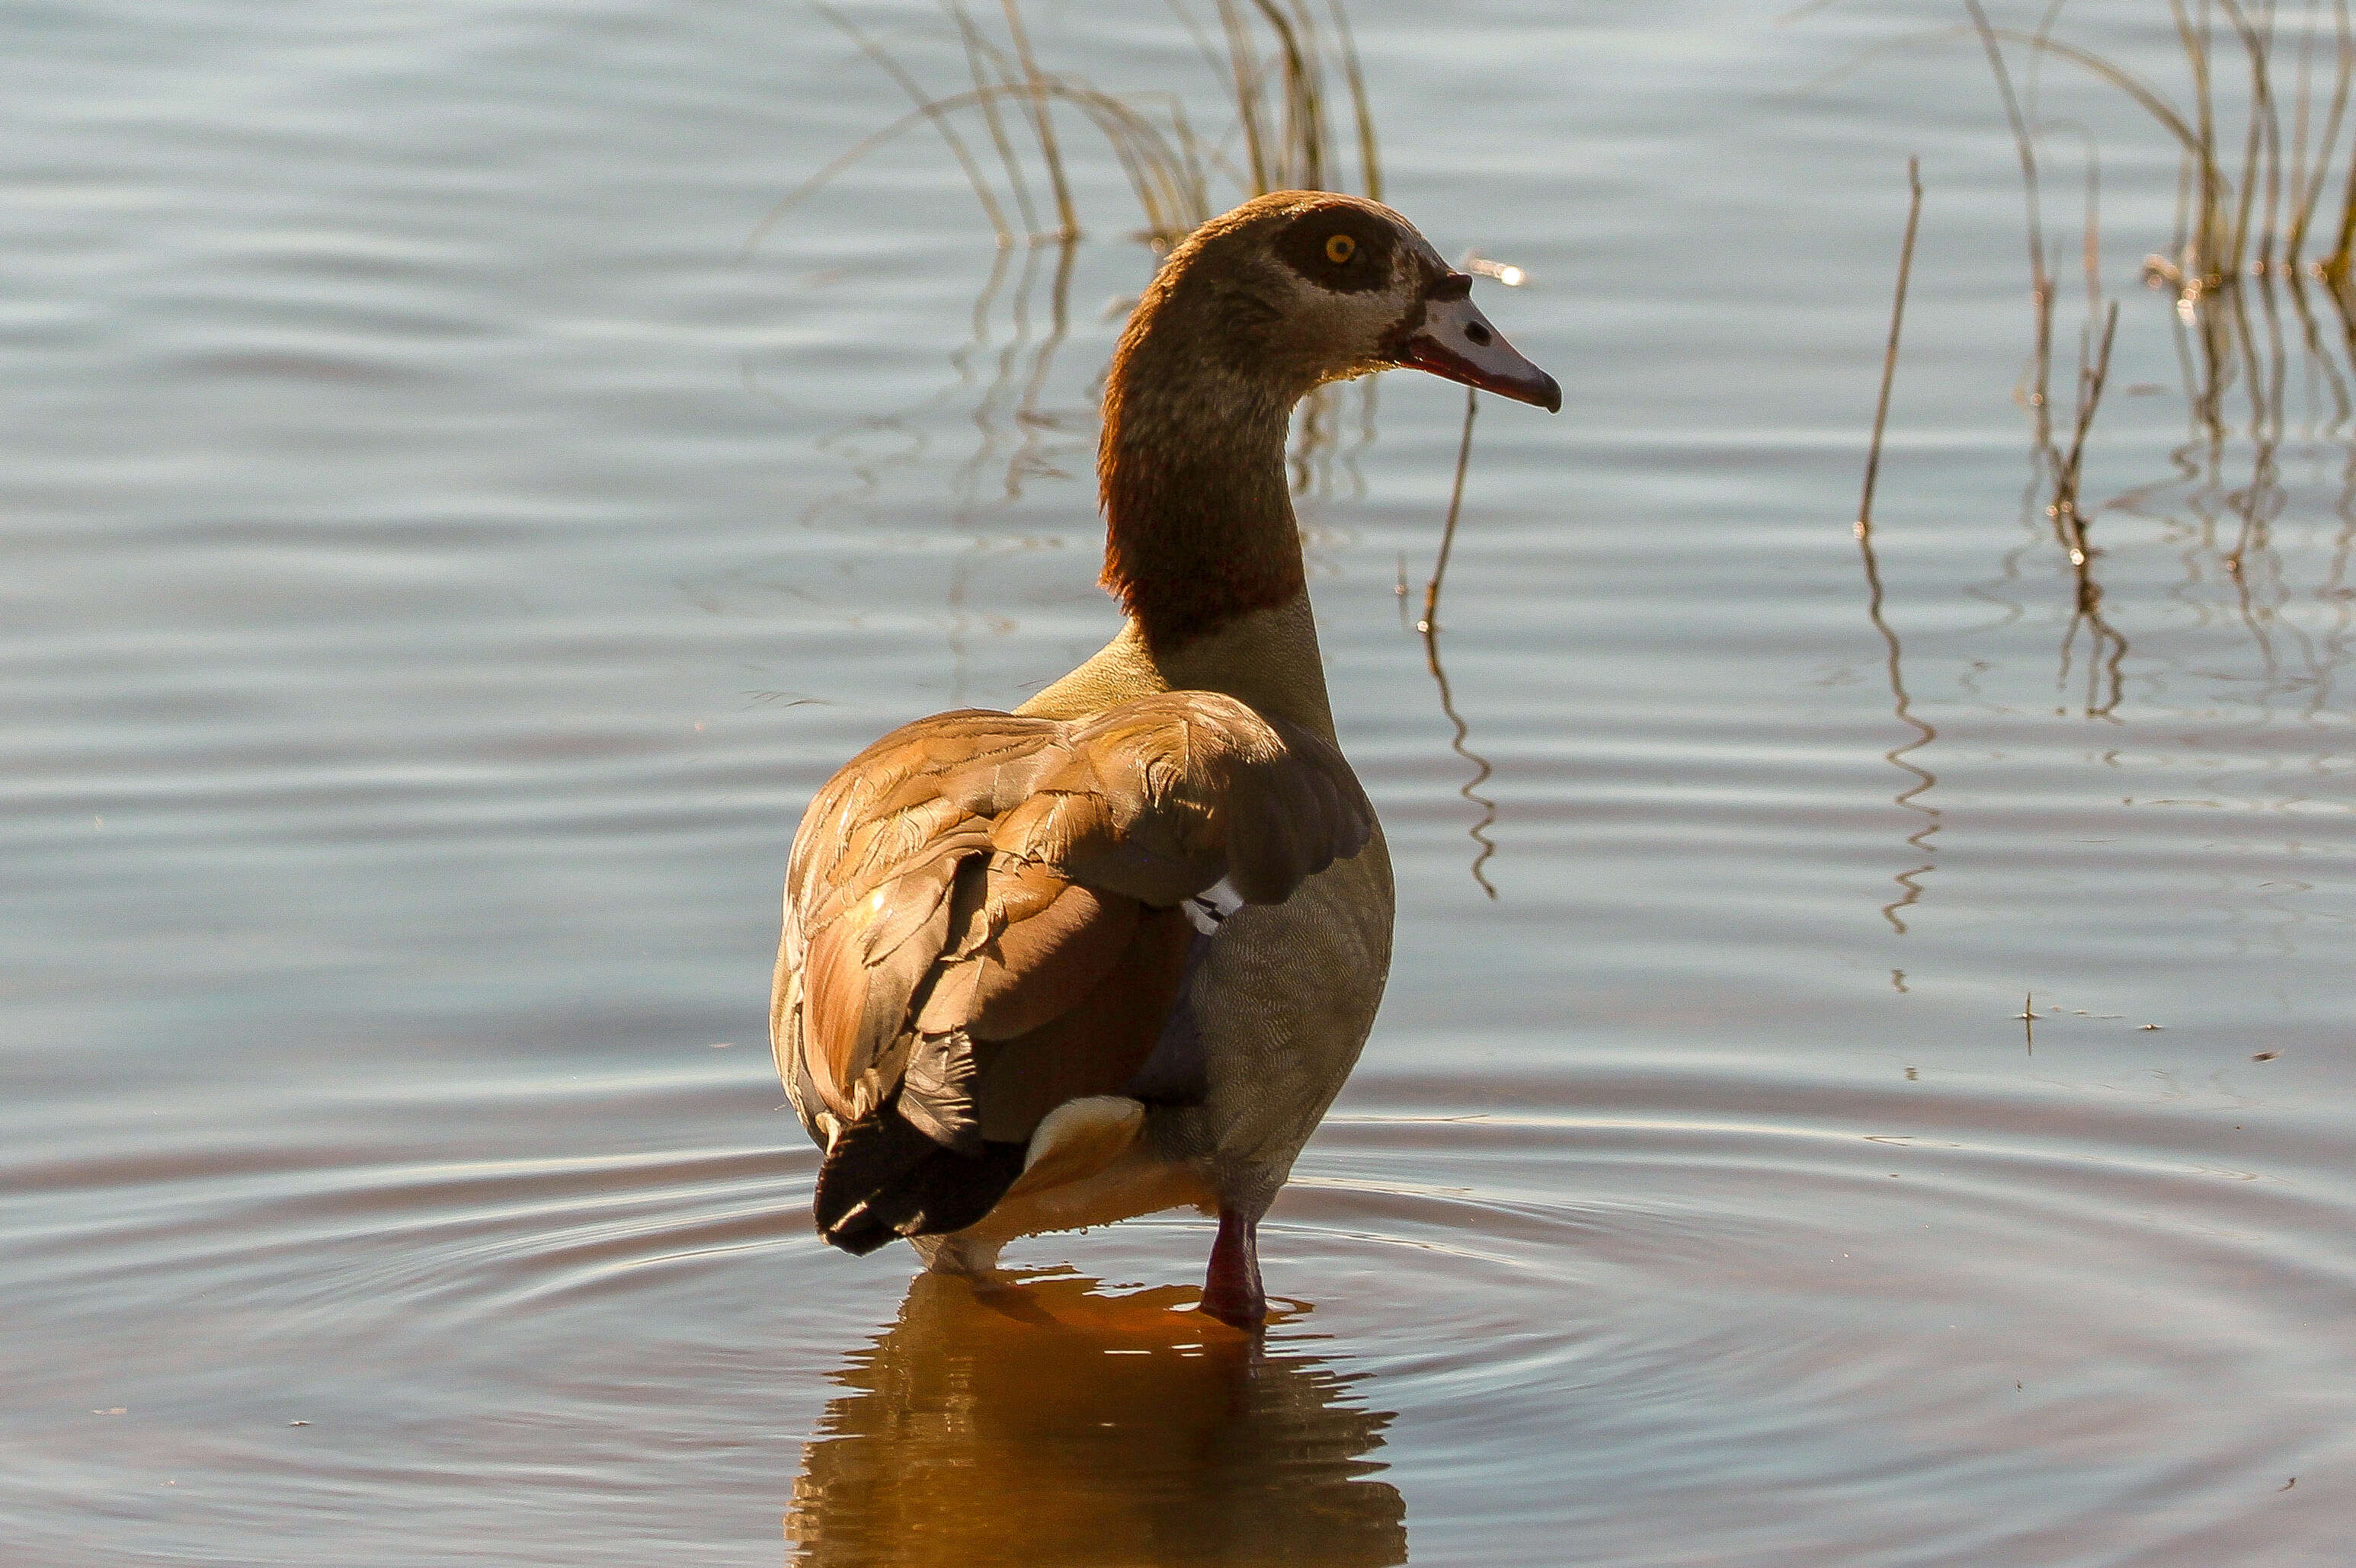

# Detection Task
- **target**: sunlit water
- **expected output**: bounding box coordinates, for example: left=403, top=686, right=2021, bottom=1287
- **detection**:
left=6, top=2, right=2353, bottom=1563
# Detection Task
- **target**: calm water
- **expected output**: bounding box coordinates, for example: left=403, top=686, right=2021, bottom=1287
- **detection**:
left=6, top=2, right=2353, bottom=1563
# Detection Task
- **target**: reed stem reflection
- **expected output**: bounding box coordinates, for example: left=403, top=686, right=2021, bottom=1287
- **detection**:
left=786, top=1270, right=1407, bottom=1568
left=1855, top=158, right=1941, bottom=934
left=1855, top=523, right=1941, bottom=935
left=1420, top=623, right=1501, bottom=901
left=1416, top=387, right=1501, bottom=898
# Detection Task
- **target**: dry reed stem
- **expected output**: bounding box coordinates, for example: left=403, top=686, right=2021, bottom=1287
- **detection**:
left=1413, top=395, right=1500, bottom=901
left=949, top=4, right=1044, bottom=239
left=2055, top=299, right=2122, bottom=538
left=999, top=0, right=1078, bottom=238
left=1828, top=4, right=2354, bottom=714
left=761, top=1, right=1394, bottom=506
left=1410, top=380, right=1494, bottom=894
left=760, top=0, right=1378, bottom=256
left=1859, top=157, right=1925, bottom=532
left=1324, top=0, right=1382, bottom=197
left=1419, top=387, right=1479, bottom=632
left=1968, top=2, right=2058, bottom=455
left=1852, top=156, right=1938, bottom=933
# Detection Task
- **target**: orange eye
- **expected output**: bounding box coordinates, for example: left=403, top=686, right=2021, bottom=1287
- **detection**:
left=1324, top=233, right=1356, bottom=264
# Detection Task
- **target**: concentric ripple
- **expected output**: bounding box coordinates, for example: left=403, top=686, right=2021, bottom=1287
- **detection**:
left=1271, top=1072, right=2356, bottom=1565
left=8, top=1, right=2356, bottom=1564
left=8, top=1058, right=2350, bottom=1566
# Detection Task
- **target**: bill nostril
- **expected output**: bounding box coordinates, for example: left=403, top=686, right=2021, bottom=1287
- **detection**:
left=1465, top=322, right=1493, bottom=347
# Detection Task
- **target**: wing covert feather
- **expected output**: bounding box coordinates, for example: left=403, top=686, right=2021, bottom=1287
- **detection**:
left=996, top=691, right=1374, bottom=907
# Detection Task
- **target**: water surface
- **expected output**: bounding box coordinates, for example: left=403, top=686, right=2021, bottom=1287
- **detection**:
left=5, top=2, right=2353, bottom=1563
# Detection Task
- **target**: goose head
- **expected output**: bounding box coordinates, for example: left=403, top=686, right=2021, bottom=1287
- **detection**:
left=1119, top=190, right=1561, bottom=413
left=1098, top=193, right=1557, bottom=652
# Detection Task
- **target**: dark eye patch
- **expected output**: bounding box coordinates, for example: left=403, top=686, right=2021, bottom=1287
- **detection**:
left=1274, top=207, right=1395, bottom=294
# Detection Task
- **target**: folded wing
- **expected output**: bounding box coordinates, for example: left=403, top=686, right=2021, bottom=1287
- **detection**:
left=773, top=691, right=1373, bottom=1254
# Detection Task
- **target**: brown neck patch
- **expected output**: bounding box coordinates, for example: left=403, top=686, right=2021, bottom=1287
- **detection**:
left=1097, top=295, right=1306, bottom=654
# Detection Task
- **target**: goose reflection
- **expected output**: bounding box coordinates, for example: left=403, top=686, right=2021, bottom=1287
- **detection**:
left=787, top=1269, right=1407, bottom=1567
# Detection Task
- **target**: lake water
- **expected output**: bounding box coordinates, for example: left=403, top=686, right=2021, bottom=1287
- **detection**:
left=6, top=2, right=2352, bottom=1563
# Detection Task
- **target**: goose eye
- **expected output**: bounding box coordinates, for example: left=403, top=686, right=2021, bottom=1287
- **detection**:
left=1324, top=233, right=1356, bottom=265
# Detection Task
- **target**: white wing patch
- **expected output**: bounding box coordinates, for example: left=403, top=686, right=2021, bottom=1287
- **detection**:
left=1183, top=875, right=1245, bottom=936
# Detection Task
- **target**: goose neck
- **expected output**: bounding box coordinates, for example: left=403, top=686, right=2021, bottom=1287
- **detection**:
left=1098, top=336, right=1307, bottom=655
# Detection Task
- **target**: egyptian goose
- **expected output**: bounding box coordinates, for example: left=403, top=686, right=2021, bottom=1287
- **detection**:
left=773, top=191, right=1557, bottom=1324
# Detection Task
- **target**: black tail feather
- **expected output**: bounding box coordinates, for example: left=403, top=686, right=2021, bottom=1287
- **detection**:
left=814, top=1100, right=1025, bottom=1256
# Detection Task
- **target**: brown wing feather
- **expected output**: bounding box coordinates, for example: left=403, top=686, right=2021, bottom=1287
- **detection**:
left=776, top=693, right=1375, bottom=1253
left=996, top=691, right=1375, bottom=906
left=782, top=713, right=1063, bottom=1129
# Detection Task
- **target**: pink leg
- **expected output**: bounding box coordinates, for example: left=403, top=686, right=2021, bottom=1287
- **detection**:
left=1199, top=1207, right=1265, bottom=1326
